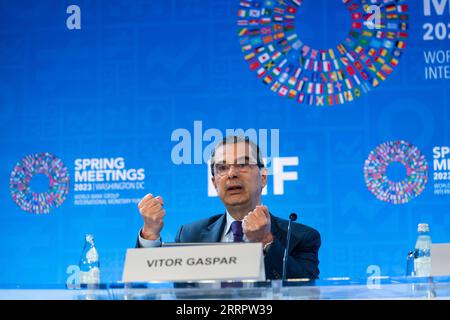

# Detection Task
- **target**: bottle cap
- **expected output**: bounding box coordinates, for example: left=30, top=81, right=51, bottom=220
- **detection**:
left=417, top=223, right=429, bottom=232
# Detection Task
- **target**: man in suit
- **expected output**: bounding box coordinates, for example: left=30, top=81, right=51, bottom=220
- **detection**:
left=136, top=135, right=321, bottom=280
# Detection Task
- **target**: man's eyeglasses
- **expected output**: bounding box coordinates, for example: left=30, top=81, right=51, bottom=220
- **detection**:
left=213, top=163, right=259, bottom=176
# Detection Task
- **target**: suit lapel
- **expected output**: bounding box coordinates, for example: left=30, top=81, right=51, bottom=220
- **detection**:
left=200, top=213, right=226, bottom=242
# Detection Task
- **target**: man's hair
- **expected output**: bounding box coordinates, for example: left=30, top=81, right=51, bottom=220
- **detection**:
left=210, top=135, right=265, bottom=176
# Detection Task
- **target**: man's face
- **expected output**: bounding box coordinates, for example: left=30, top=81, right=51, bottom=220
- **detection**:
left=211, top=142, right=267, bottom=209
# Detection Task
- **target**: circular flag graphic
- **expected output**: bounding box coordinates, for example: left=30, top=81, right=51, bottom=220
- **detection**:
left=236, top=0, right=409, bottom=106
left=364, top=141, right=428, bottom=205
left=10, top=153, right=70, bottom=214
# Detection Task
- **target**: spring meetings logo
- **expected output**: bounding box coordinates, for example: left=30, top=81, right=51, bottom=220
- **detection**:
left=10, top=153, right=70, bottom=214
left=237, top=0, right=409, bottom=106
left=10, top=153, right=146, bottom=214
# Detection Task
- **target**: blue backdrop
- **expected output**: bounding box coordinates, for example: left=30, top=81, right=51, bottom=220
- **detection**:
left=1, top=0, right=449, bottom=285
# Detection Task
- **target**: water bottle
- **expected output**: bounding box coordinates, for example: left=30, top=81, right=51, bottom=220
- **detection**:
left=413, top=223, right=432, bottom=277
left=79, top=234, right=100, bottom=285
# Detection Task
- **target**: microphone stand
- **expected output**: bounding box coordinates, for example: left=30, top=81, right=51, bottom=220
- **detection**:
left=282, top=213, right=297, bottom=281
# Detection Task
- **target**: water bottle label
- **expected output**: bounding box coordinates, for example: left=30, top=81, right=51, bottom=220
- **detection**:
left=414, top=257, right=431, bottom=277
left=79, top=267, right=100, bottom=284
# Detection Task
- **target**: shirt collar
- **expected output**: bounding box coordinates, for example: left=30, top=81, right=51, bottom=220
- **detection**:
left=224, top=210, right=240, bottom=236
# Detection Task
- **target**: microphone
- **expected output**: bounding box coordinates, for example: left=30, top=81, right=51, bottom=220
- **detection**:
left=282, top=213, right=298, bottom=281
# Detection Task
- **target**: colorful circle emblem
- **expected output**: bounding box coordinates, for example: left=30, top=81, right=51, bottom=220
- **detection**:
left=10, top=153, right=70, bottom=214
left=364, top=141, right=428, bottom=205
left=236, top=0, right=409, bottom=106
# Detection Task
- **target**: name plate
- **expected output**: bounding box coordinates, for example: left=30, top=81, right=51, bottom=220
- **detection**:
left=122, top=243, right=265, bottom=282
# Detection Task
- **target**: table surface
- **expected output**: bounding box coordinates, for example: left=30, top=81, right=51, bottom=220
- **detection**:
left=1, top=276, right=449, bottom=300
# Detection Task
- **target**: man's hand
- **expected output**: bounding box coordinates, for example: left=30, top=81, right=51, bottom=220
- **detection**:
left=138, top=193, right=165, bottom=240
left=242, top=205, right=273, bottom=245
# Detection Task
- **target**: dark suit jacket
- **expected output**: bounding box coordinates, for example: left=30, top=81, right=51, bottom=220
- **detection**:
left=137, top=213, right=321, bottom=280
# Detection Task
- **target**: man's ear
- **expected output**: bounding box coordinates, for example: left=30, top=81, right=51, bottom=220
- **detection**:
left=212, top=176, right=218, bottom=191
left=260, top=168, right=268, bottom=189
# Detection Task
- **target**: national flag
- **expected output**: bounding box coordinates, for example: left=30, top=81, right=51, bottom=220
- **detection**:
left=237, top=20, right=248, bottom=26
left=397, top=4, right=408, bottom=12
left=354, top=61, right=363, bottom=71
left=263, top=75, right=273, bottom=84
left=262, top=35, right=273, bottom=44
left=337, top=93, right=344, bottom=104
left=310, top=49, right=318, bottom=59
left=248, top=19, right=259, bottom=25
left=264, top=61, right=275, bottom=69
left=296, top=79, right=305, bottom=91
left=396, top=41, right=406, bottom=49
left=379, top=48, right=388, bottom=57
left=315, top=83, right=324, bottom=95
left=257, top=67, right=267, bottom=78
left=387, top=31, right=398, bottom=40
left=271, top=51, right=282, bottom=60
left=288, top=89, right=297, bottom=99
left=260, top=26, right=271, bottom=35
left=323, top=61, right=331, bottom=72
left=352, top=12, right=362, bottom=19
left=250, top=60, right=261, bottom=70
left=287, top=6, right=297, bottom=14
left=270, top=81, right=281, bottom=92
left=250, top=37, right=262, bottom=46
left=249, top=9, right=261, bottom=17
left=382, top=40, right=394, bottom=49
left=292, top=0, right=301, bottom=6
left=387, top=23, right=398, bottom=30
left=327, top=83, right=334, bottom=94
left=376, top=31, right=385, bottom=39
left=355, top=46, right=364, bottom=54
left=337, top=44, right=346, bottom=55
left=298, top=93, right=305, bottom=104
left=330, top=72, right=338, bottom=82
left=284, top=15, right=295, bottom=20
left=372, top=78, right=379, bottom=87
left=249, top=28, right=260, bottom=36
left=272, top=67, right=281, bottom=76
left=352, top=22, right=362, bottom=29
left=353, top=74, right=361, bottom=85
left=245, top=52, right=255, bottom=61
left=274, top=32, right=285, bottom=40
left=344, top=91, right=354, bottom=102
left=267, top=44, right=275, bottom=52
left=260, top=17, right=271, bottom=24
left=287, top=34, right=297, bottom=41
left=328, top=48, right=335, bottom=59
left=375, top=56, right=386, bottom=65
left=368, top=48, right=377, bottom=56
left=278, top=86, right=288, bottom=97
left=401, top=23, right=408, bottom=31
left=274, top=24, right=283, bottom=31
left=274, top=7, right=284, bottom=14
left=398, top=32, right=408, bottom=39
left=274, top=15, right=283, bottom=22
left=292, top=40, right=302, bottom=50
left=327, top=95, right=334, bottom=106
left=381, top=64, right=393, bottom=75
left=240, top=1, right=251, bottom=8
left=337, top=71, right=344, bottom=81
left=238, top=28, right=248, bottom=36
left=386, top=13, right=398, bottom=19
left=386, top=4, right=396, bottom=12
left=362, top=30, right=373, bottom=38
left=307, top=82, right=314, bottom=94
left=376, top=71, right=386, bottom=81
left=279, top=72, right=289, bottom=83
left=316, top=95, right=324, bottom=106
left=345, top=78, right=353, bottom=89
left=390, top=57, right=399, bottom=67
left=238, top=9, right=247, bottom=18
left=242, top=44, right=252, bottom=51
left=258, top=53, right=270, bottom=63
left=255, top=46, right=265, bottom=54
